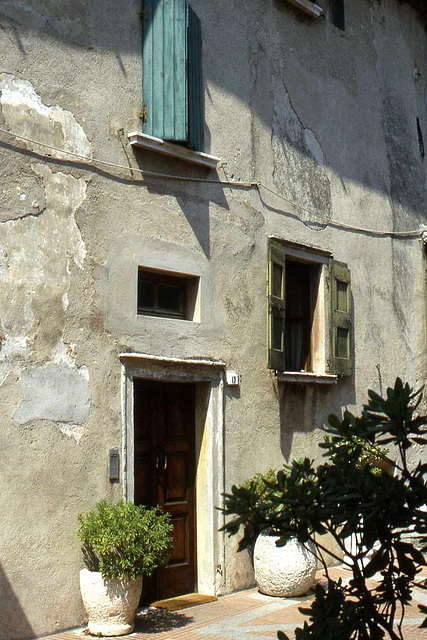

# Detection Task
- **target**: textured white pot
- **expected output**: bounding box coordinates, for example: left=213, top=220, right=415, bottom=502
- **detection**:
left=80, top=568, right=143, bottom=636
left=254, top=532, right=317, bottom=597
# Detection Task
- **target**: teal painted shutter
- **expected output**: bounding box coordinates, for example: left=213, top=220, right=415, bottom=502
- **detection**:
left=143, top=0, right=203, bottom=150
left=268, top=241, right=287, bottom=371
left=187, top=5, right=203, bottom=150
left=330, top=260, right=352, bottom=376
left=143, top=0, right=188, bottom=142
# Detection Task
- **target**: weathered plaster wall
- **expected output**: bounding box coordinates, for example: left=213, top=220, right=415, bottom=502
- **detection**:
left=0, top=0, right=426, bottom=636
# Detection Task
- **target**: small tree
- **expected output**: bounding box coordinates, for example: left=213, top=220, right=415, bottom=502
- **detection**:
left=221, top=378, right=427, bottom=640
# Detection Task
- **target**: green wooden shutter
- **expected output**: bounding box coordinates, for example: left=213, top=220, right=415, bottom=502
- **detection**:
left=143, top=0, right=203, bottom=151
left=143, top=0, right=188, bottom=142
left=187, top=5, right=203, bottom=151
left=330, top=260, right=352, bottom=376
left=268, top=241, right=287, bottom=370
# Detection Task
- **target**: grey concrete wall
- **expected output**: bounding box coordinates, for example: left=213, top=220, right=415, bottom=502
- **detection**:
left=0, top=0, right=426, bottom=636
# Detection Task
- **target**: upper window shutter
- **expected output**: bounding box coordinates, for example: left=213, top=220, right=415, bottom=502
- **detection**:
left=143, top=0, right=203, bottom=151
left=330, top=260, right=352, bottom=376
left=187, top=6, right=203, bottom=151
left=268, top=241, right=286, bottom=371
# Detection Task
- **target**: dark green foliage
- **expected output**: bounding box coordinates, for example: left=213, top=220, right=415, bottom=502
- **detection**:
left=220, top=378, right=427, bottom=640
left=219, top=466, right=297, bottom=550
left=77, top=500, right=173, bottom=580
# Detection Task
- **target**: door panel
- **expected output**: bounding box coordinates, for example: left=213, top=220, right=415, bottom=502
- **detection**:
left=134, top=379, right=196, bottom=602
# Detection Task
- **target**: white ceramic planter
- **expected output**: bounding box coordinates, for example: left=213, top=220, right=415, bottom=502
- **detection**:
left=80, top=568, right=143, bottom=636
left=254, top=532, right=317, bottom=597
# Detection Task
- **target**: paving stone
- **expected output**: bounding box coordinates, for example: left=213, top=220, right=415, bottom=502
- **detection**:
left=38, top=567, right=427, bottom=640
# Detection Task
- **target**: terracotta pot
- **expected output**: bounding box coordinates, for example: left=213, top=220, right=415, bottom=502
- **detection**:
left=254, top=532, right=317, bottom=597
left=80, top=568, right=143, bottom=636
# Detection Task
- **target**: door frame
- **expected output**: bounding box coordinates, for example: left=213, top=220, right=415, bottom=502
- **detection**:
left=120, top=353, right=226, bottom=597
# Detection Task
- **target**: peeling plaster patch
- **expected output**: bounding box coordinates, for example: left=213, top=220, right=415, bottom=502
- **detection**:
left=271, top=78, right=331, bottom=223
left=32, top=164, right=87, bottom=268
left=0, top=171, right=46, bottom=223
left=304, top=129, right=324, bottom=168
left=62, top=291, right=69, bottom=311
left=58, top=424, right=85, bottom=443
left=0, top=164, right=87, bottom=361
left=0, top=364, right=11, bottom=387
left=14, top=364, right=91, bottom=426
left=0, top=74, right=92, bottom=160
left=53, top=338, right=76, bottom=367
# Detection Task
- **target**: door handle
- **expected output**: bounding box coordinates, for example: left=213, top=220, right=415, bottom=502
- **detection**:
left=163, top=453, right=168, bottom=470
left=155, top=455, right=159, bottom=470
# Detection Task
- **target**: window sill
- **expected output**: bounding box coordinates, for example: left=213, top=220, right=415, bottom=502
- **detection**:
left=285, top=0, right=323, bottom=17
left=277, top=372, right=338, bottom=384
left=128, top=132, right=220, bottom=169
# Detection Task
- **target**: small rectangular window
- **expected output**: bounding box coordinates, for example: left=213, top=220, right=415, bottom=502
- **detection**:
left=137, top=268, right=199, bottom=320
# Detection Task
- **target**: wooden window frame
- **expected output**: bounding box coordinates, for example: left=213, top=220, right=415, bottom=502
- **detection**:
left=267, top=239, right=352, bottom=379
left=137, top=268, right=198, bottom=320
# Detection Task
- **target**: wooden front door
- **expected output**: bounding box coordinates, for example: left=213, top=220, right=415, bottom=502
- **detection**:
left=134, top=379, right=196, bottom=602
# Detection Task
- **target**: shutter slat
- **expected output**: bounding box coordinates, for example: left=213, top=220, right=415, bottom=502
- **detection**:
left=142, top=0, right=155, bottom=136
left=330, top=260, right=352, bottom=376
left=143, top=0, right=188, bottom=142
left=268, top=241, right=286, bottom=371
left=163, top=0, right=175, bottom=138
left=152, top=0, right=164, bottom=135
left=172, top=0, right=187, bottom=140
left=187, top=5, right=203, bottom=151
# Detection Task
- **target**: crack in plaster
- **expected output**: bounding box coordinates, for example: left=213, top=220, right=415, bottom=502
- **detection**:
left=271, top=77, right=332, bottom=223
left=0, top=206, right=47, bottom=224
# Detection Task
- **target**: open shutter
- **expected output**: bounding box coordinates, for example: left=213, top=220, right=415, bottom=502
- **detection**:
left=268, top=241, right=287, bottom=371
left=143, top=0, right=188, bottom=142
left=143, top=0, right=203, bottom=151
left=330, top=260, right=352, bottom=376
left=187, top=5, right=203, bottom=151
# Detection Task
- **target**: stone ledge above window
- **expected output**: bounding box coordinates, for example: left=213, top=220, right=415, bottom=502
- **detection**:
left=285, top=0, right=323, bottom=17
left=277, top=372, right=338, bottom=384
left=128, top=132, right=220, bottom=169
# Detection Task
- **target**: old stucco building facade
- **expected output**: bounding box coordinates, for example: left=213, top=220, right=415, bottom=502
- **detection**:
left=1, top=0, right=427, bottom=637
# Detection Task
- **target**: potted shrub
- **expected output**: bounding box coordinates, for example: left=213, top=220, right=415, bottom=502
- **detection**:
left=220, top=468, right=318, bottom=597
left=77, top=500, right=172, bottom=637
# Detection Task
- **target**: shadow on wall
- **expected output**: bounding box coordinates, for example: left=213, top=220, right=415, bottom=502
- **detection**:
left=0, top=563, right=35, bottom=640
left=131, top=149, right=231, bottom=261
left=279, top=380, right=356, bottom=461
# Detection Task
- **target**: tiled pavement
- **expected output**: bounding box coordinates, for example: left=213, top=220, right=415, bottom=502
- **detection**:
left=41, top=567, right=427, bottom=640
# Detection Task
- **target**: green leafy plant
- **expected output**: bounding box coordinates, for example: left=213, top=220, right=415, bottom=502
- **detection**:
left=220, top=467, right=290, bottom=550
left=77, top=500, right=173, bottom=580
left=323, top=434, right=390, bottom=476
left=221, top=378, right=427, bottom=640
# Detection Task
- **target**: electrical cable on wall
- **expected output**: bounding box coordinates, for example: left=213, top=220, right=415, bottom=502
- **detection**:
left=0, top=125, right=424, bottom=240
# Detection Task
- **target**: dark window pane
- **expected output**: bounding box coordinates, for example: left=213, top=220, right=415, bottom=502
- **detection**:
left=139, top=281, right=155, bottom=308
left=337, top=327, right=349, bottom=359
left=272, top=262, right=283, bottom=299
left=286, top=320, right=304, bottom=371
left=272, top=314, right=283, bottom=351
left=337, top=281, right=348, bottom=312
left=158, top=284, right=182, bottom=312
